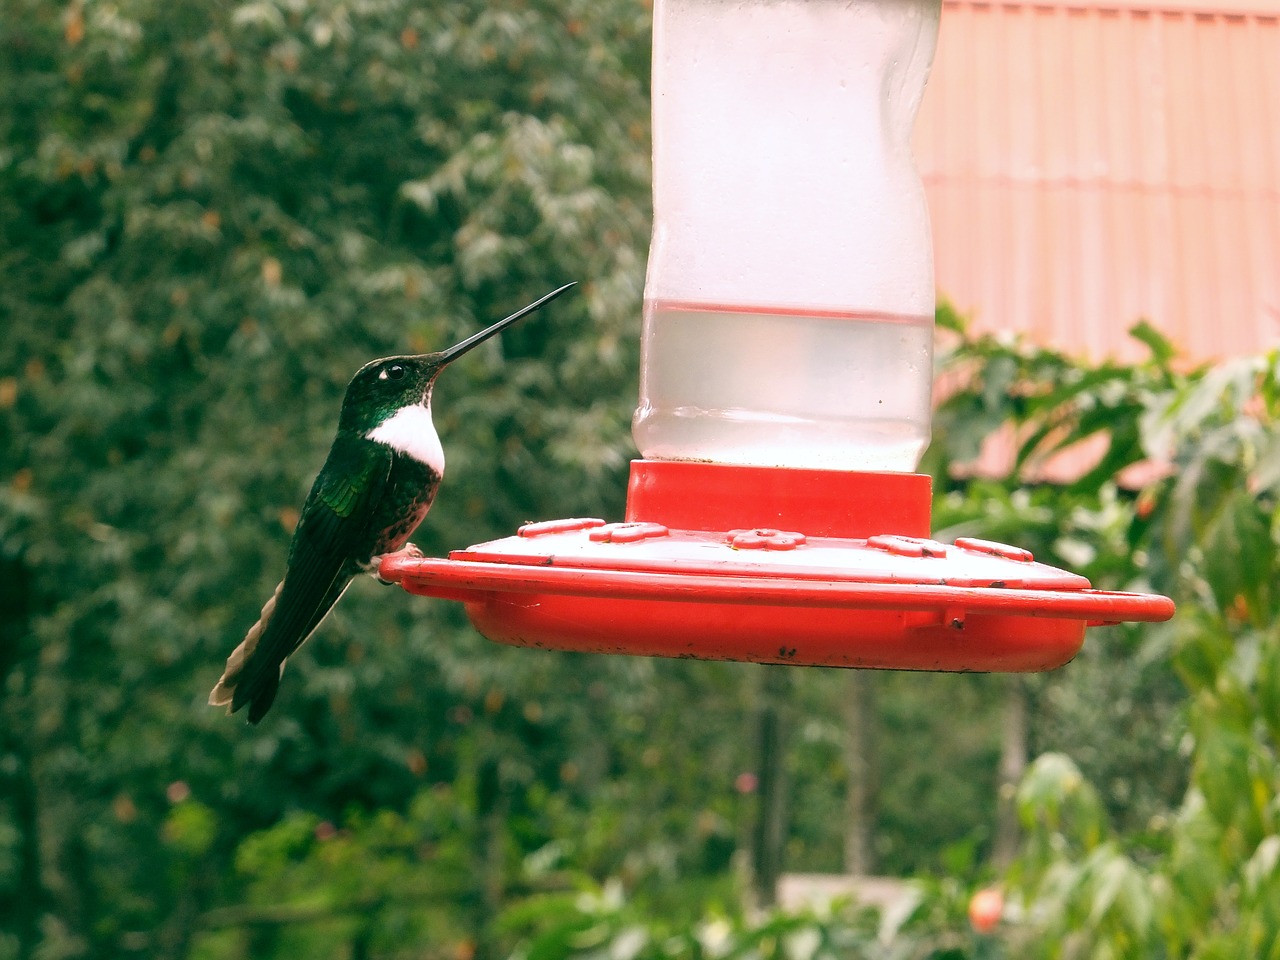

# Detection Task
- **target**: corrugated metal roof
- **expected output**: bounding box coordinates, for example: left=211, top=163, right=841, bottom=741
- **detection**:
left=916, top=0, right=1280, bottom=362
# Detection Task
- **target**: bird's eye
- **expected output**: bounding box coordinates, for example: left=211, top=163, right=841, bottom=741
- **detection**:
left=380, top=363, right=406, bottom=381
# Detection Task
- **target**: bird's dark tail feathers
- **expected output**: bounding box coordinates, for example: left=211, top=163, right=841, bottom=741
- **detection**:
left=209, top=580, right=284, bottom=725
left=244, top=670, right=282, bottom=725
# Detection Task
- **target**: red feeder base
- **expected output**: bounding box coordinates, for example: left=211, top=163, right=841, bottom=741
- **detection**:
left=380, top=461, right=1175, bottom=672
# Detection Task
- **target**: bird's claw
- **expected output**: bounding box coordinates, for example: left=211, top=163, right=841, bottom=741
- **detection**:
left=375, top=543, right=425, bottom=585
left=394, top=542, right=426, bottom=560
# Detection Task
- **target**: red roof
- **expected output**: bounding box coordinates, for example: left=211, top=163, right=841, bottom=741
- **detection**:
left=916, top=0, right=1280, bottom=362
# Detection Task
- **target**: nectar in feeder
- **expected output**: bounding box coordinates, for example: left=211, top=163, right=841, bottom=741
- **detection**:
left=633, top=0, right=939, bottom=472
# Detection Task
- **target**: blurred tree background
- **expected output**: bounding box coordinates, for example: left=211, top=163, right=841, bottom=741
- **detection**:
left=3, top=1, right=1278, bottom=959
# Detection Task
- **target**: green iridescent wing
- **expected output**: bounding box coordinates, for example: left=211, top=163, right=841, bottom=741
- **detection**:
left=292, top=436, right=396, bottom=565
left=232, top=437, right=393, bottom=719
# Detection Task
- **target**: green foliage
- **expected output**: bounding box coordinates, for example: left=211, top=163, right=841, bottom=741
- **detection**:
left=2, top=0, right=655, bottom=956
left=5, top=0, right=1278, bottom=957
left=995, top=350, right=1280, bottom=959
left=498, top=874, right=992, bottom=960
left=207, top=788, right=483, bottom=958
left=930, top=316, right=1190, bottom=837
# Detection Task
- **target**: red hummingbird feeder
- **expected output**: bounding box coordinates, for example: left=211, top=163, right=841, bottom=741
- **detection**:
left=382, top=0, right=1174, bottom=669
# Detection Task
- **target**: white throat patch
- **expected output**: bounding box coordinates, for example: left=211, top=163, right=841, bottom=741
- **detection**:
left=367, top=403, right=445, bottom=475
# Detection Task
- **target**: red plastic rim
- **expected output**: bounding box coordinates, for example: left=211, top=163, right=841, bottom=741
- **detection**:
left=381, top=554, right=1173, bottom=622
left=383, top=461, right=1175, bottom=673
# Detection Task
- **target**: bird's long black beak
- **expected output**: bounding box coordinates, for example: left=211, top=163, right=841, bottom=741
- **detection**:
left=438, top=282, right=577, bottom=365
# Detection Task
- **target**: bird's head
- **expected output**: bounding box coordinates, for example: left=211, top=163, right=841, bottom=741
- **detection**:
left=337, top=282, right=575, bottom=435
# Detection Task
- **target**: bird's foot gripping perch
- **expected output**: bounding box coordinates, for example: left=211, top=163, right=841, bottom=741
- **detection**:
left=376, top=544, right=424, bottom=584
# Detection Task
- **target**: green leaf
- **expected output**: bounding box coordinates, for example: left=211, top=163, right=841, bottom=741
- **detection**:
left=1193, top=725, right=1253, bottom=830
left=1129, top=319, right=1177, bottom=368
left=1243, top=836, right=1280, bottom=901
left=162, top=801, right=218, bottom=857
left=1201, top=492, right=1275, bottom=623
left=1017, top=754, right=1106, bottom=850
left=1257, top=630, right=1280, bottom=748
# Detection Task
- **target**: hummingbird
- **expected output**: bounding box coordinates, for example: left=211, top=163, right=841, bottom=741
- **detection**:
left=210, top=282, right=576, bottom=723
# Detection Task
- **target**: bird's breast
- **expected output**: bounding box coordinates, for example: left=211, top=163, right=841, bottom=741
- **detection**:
left=367, top=456, right=442, bottom=560
left=366, top=403, right=445, bottom=475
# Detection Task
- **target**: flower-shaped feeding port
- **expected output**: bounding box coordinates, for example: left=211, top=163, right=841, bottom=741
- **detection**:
left=381, top=0, right=1174, bottom=668
left=728, top=529, right=807, bottom=550
left=589, top=522, right=671, bottom=544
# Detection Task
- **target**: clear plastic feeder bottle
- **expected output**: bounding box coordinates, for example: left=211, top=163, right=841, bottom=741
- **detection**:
left=634, top=0, right=942, bottom=472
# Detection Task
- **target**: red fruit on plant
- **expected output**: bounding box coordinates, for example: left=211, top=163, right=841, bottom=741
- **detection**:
left=969, top=888, right=1003, bottom=933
